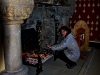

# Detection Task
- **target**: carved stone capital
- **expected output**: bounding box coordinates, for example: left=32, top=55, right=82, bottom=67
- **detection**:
left=0, top=0, right=34, bottom=25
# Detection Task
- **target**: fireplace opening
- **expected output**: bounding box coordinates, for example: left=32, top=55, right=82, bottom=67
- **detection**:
left=21, top=28, right=53, bottom=65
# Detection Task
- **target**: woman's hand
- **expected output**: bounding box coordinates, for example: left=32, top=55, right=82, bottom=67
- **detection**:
left=46, top=44, right=51, bottom=49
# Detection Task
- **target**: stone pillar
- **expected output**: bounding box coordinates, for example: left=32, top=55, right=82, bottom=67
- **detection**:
left=0, top=0, right=34, bottom=75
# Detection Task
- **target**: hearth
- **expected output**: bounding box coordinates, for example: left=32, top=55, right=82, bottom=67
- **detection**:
left=21, top=28, right=53, bottom=65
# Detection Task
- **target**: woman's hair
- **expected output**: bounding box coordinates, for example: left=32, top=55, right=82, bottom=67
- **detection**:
left=59, top=26, right=71, bottom=36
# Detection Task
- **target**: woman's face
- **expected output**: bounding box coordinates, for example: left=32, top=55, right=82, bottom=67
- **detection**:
left=61, top=29, right=68, bottom=37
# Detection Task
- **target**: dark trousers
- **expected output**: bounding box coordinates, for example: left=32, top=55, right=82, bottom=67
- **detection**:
left=57, top=51, right=75, bottom=65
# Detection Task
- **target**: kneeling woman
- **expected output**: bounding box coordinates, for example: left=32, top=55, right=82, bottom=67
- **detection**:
left=46, top=26, right=80, bottom=69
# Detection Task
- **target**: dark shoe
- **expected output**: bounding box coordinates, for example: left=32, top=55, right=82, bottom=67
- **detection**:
left=53, top=50, right=59, bottom=61
left=66, top=63, right=77, bottom=69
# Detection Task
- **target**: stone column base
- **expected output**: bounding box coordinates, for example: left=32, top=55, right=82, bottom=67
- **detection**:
left=0, top=65, right=28, bottom=75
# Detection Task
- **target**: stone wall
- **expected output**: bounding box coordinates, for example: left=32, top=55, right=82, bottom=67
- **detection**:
left=21, top=0, right=75, bottom=49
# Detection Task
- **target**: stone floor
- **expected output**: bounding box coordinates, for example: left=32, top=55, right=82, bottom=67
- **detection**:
left=25, top=47, right=100, bottom=75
